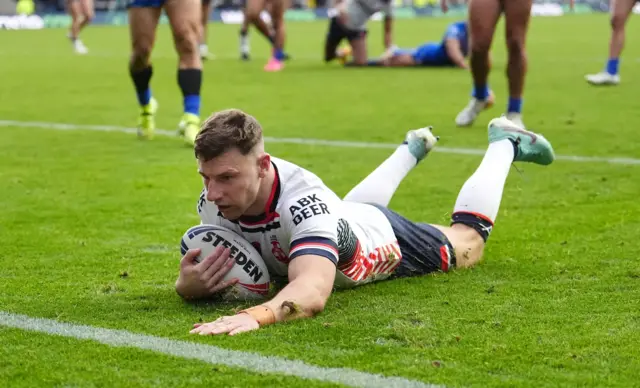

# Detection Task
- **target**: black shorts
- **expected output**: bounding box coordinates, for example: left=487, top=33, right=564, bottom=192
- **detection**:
left=326, top=16, right=367, bottom=45
left=372, top=204, right=457, bottom=278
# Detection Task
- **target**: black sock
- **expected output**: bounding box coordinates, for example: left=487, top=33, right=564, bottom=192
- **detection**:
left=178, top=69, right=202, bottom=116
left=130, top=65, right=153, bottom=106
left=450, top=212, right=494, bottom=242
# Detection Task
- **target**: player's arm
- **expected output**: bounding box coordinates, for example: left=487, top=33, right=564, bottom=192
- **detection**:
left=189, top=252, right=336, bottom=335
left=334, top=0, right=348, bottom=22
left=383, top=16, right=393, bottom=49
left=190, top=191, right=341, bottom=336
left=444, top=38, right=468, bottom=69
left=382, top=1, right=394, bottom=50
left=258, top=196, right=339, bottom=322
left=262, top=254, right=336, bottom=321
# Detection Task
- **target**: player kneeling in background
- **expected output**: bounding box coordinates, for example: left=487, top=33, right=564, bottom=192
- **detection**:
left=175, top=109, right=555, bottom=336
left=323, top=0, right=395, bottom=66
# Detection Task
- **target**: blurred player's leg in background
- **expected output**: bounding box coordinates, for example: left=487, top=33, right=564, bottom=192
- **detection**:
left=199, top=0, right=214, bottom=60
left=585, top=0, right=635, bottom=86
left=239, top=8, right=253, bottom=60
left=347, top=32, right=368, bottom=65
left=66, top=0, right=94, bottom=54
left=240, top=0, right=277, bottom=60
left=323, top=16, right=346, bottom=62
left=127, top=3, right=162, bottom=140
left=455, top=0, right=499, bottom=127
left=263, top=0, right=289, bottom=71
left=165, top=0, right=203, bottom=145
left=502, top=0, right=533, bottom=128
left=243, top=0, right=274, bottom=60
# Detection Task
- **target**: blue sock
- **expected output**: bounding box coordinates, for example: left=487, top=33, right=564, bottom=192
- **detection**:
left=606, top=58, right=619, bottom=75
left=274, top=48, right=285, bottom=61
left=138, top=89, right=151, bottom=106
left=184, top=95, right=200, bottom=116
left=507, top=97, right=522, bottom=114
left=472, top=84, right=489, bottom=100
left=177, top=69, right=202, bottom=116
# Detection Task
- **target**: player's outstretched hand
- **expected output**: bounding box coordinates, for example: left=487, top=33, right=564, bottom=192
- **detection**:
left=190, top=313, right=260, bottom=336
left=175, top=246, right=239, bottom=299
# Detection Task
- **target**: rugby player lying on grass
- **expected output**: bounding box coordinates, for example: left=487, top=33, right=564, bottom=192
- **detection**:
left=341, top=20, right=469, bottom=69
left=176, top=109, right=554, bottom=335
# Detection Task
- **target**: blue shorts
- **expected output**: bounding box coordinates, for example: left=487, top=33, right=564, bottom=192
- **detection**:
left=372, top=204, right=457, bottom=278
left=404, top=42, right=453, bottom=67
left=127, top=0, right=165, bottom=8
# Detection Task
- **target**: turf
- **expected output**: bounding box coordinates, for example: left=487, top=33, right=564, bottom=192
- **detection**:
left=1, top=14, right=639, bottom=388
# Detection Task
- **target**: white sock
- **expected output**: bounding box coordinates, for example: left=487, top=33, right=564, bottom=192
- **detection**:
left=199, top=44, right=208, bottom=52
left=344, top=145, right=417, bottom=207
left=452, top=139, right=514, bottom=222
left=240, top=36, right=249, bottom=52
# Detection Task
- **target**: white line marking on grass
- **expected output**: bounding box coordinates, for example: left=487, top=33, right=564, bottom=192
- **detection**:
left=1, top=119, right=639, bottom=166
left=0, top=311, right=439, bottom=388
left=0, top=50, right=620, bottom=64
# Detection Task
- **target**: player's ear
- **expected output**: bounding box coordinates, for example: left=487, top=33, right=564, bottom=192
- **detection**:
left=257, top=153, right=271, bottom=178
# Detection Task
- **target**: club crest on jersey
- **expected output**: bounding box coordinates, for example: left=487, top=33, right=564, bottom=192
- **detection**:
left=270, top=236, right=289, bottom=264
left=288, top=194, right=330, bottom=226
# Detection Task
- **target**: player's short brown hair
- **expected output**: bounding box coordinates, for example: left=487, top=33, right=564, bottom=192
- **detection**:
left=194, top=109, right=263, bottom=161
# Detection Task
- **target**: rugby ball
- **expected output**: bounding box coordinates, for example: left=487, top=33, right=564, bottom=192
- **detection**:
left=179, top=224, right=270, bottom=301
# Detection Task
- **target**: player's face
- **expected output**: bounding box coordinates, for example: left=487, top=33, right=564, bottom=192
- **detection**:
left=198, top=147, right=268, bottom=220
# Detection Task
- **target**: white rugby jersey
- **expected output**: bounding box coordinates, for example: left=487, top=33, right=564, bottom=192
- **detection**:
left=343, top=0, right=393, bottom=31
left=197, top=157, right=402, bottom=289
